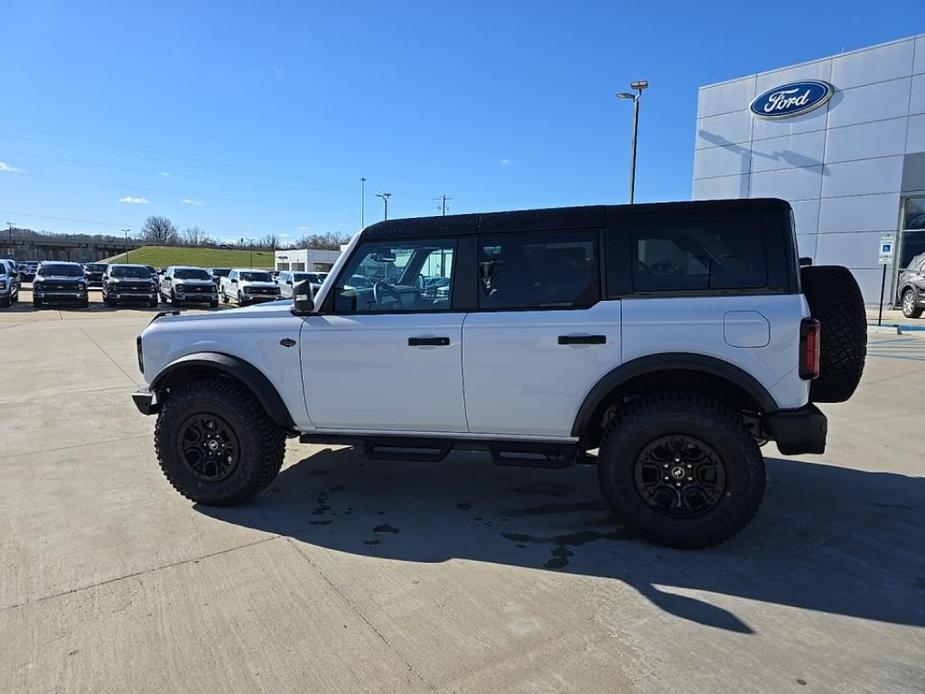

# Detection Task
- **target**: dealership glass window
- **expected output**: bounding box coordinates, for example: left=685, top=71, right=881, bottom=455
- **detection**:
left=899, top=196, right=925, bottom=271
left=628, top=221, right=767, bottom=292
left=477, top=230, right=600, bottom=310
left=332, top=238, right=456, bottom=313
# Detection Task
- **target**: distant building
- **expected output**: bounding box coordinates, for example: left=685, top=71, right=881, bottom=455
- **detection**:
left=693, top=33, right=925, bottom=305
left=274, top=248, right=341, bottom=272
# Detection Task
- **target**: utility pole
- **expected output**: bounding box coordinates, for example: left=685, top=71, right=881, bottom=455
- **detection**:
left=121, top=228, right=131, bottom=262
left=375, top=192, right=391, bottom=221
left=360, top=177, right=367, bottom=229
left=436, top=194, right=452, bottom=216
left=6, top=222, right=14, bottom=258
left=616, top=80, right=649, bottom=203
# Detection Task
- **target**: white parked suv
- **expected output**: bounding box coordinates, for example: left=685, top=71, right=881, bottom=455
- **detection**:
left=158, top=266, right=218, bottom=307
left=220, top=268, right=280, bottom=306
left=132, top=200, right=867, bottom=548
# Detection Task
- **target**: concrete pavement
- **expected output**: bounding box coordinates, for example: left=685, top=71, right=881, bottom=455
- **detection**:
left=1, top=295, right=923, bottom=693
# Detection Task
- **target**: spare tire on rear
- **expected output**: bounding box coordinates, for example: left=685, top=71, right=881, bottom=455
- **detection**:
left=800, top=265, right=866, bottom=403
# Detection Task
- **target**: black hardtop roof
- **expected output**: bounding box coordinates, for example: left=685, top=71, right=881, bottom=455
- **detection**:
left=361, top=198, right=791, bottom=240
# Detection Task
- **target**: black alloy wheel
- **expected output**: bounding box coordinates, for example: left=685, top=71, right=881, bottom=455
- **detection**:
left=177, top=413, right=239, bottom=482
left=633, top=435, right=726, bottom=518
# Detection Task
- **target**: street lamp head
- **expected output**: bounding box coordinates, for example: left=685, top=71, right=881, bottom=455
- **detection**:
left=630, top=80, right=649, bottom=90
left=616, top=92, right=635, bottom=100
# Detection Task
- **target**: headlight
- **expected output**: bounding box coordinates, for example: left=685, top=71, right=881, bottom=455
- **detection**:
left=0, top=281, right=6, bottom=290
left=78, top=281, right=86, bottom=290
left=243, top=286, right=252, bottom=293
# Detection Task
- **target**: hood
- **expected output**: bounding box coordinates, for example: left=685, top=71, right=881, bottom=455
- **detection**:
left=149, top=300, right=293, bottom=326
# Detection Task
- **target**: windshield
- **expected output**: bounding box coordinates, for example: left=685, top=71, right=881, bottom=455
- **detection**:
left=174, top=268, right=211, bottom=280
left=240, top=271, right=271, bottom=282
left=292, top=273, right=310, bottom=282
left=212, top=268, right=231, bottom=277
left=41, top=263, right=83, bottom=277
left=111, top=266, right=152, bottom=279
left=85, top=264, right=107, bottom=271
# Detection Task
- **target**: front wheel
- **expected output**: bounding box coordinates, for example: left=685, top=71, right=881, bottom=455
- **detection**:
left=597, top=392, right=765, bottom=549
left=902, top=289, right=923, bottom=319
left=154, top=378, right=286, bottom=505
left=237, top=292, right=246, bottom=307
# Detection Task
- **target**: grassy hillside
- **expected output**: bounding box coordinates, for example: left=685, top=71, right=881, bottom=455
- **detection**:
left=102, top=246, right=275, bottom=269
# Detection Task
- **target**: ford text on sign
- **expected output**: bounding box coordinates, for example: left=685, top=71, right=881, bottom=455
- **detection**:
left=749, top=81, right=834, bottom=119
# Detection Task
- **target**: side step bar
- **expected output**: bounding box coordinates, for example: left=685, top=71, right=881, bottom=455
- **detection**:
left=298, top=433, right=578, bottom=468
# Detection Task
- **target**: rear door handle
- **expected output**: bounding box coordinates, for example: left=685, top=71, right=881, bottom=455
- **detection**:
left=558, top=334, right=606, bottom=345
left=408, top=336, right=450, bottom=347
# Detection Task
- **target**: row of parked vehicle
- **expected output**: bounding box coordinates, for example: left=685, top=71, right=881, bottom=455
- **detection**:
left=0, top=257, right=330, bottom=310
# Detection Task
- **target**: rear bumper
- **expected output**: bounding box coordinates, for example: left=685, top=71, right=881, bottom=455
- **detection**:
left=764, top=404, right=827, bottom=455
left=132, top=388, right=160, bottom=415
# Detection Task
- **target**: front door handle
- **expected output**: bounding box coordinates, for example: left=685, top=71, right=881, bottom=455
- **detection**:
left=558, top=334, right=606, bottom=345
left=408, top=336, right=450, bottom=347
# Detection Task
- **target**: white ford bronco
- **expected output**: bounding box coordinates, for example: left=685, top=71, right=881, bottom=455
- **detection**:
left=132, top=199, right=867, bottom=548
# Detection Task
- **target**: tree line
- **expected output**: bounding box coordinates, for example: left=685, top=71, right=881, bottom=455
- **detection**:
left=140, top=216, right=349, bottom=250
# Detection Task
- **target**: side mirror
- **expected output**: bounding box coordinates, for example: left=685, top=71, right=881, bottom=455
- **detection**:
left=290, top=279, right=315, bottom=316
left=231, top=278, right=238, bottom=284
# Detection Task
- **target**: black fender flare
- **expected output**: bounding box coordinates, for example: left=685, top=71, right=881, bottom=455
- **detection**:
left=570, top=353, right=778, bottom=437
left=150, top=352, right=295, bottom=427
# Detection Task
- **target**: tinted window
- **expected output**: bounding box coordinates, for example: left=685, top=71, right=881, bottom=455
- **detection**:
left=41, top=263, right=83, bottom=277
left=630, top=221, right=767, bottom=292
left=111, top=265, right=151, bottom=278
left=477, top=230, right=599, bottom=310
left=174, top=268, right=211, bottom=280
left=333, top=238, right=455, bottom=313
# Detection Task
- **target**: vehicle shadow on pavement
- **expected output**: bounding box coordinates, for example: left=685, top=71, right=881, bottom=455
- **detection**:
left=198, top=448, right=925, bottom=634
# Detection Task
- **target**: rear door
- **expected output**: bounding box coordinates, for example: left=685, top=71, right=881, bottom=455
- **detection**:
left=462, top=228, right=621, bottom=438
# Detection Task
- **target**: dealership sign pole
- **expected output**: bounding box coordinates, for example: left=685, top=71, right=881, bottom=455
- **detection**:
left=877, top=234, right=895, bottom=326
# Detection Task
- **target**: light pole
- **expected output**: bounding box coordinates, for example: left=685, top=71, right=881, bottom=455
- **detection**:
left=6, top=222, right=13, bottom=257
left=616, top=80, right=648, bottom=203
left=375, top=192, right=391, bottom=221
left=121, top=228, right=131, bottom=262
left=360, top=177, right=367, bottom=229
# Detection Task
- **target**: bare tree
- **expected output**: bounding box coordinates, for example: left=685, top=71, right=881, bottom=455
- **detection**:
left=293, top=232, right=350, bottom=250
left=183, top=226, right=207, bottom=246
left=141, top=216, right=179, bottom=245
left=259, top=234, right=280, bottom=250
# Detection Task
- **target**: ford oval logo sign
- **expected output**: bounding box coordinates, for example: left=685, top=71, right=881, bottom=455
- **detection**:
left=750, top=80, right=834, bottom=119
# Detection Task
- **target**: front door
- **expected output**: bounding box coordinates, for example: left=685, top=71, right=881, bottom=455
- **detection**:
left=301, top=236, right=467, bottom=433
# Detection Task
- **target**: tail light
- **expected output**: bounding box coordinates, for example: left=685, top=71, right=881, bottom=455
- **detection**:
left=799, top=318, right=820, bottom=380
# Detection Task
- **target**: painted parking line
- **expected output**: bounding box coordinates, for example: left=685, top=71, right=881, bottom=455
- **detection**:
left=866, top=336, right=925, bottom=362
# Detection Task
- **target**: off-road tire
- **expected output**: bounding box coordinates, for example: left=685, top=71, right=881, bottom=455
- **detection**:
left=210, top=300, right=219, bottom=309
left=902, top=288, right=923, bottom=319
left=222, top=291, right=229, bottom=304
left=79, top=298, right=89, bottom=309
left=149, top=298, right=159, bottom=308
left=31, top=297, right=42, bottom=309
left=154, top=377, right=286, bottom=505
left=598, top=391, right=765, bottom=549
left=800, top=265, right=866, bottom=403
left=0, top=296, right=10, bottom=308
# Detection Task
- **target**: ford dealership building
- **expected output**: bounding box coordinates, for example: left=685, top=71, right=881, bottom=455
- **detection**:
left=693, top=34, right=925, bottom=305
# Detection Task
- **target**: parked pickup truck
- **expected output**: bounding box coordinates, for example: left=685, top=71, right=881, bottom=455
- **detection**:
left=132, top=199, right=866, bottom=548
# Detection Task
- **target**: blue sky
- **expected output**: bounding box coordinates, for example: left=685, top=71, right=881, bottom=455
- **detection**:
left=1, top=1, right=922, bottom=242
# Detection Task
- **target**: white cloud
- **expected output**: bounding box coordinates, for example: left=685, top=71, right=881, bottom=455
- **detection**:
left=279, top=233, right=290, bottom=238
left=181, top=198, right=203, bottom=206
left=499, top=158, right=512, bottom=165
left=159, top=171, right=170, bottom=177
left=0, top=161, right=24, bottom=173
left=119, top=196, right=149, bottom=204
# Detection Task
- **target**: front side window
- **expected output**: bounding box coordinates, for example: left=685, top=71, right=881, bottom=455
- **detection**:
left=477, top=230, right=600, bottom=310
left=333, top=238, right=456, bottom=313
left=630, top=221, right=767, bottom=292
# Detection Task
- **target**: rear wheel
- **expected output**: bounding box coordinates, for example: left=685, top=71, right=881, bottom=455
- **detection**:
left=597, top=392, right=765, bottom=549
left=902, top=288, right=923, bottom=319
left=154, top=378, right=286, bottom=505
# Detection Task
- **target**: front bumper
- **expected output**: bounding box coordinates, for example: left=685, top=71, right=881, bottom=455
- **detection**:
left=175, top=292, right=218, bottom=302
left=132, top=388, right=160, bottom=415
left=109, top=291, right=158, bottom=302
left=763, top=404, right=827, bottom=455
left=34, top=290, right=88, bottom=302
left=242, top=293, right=279, bottom=303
